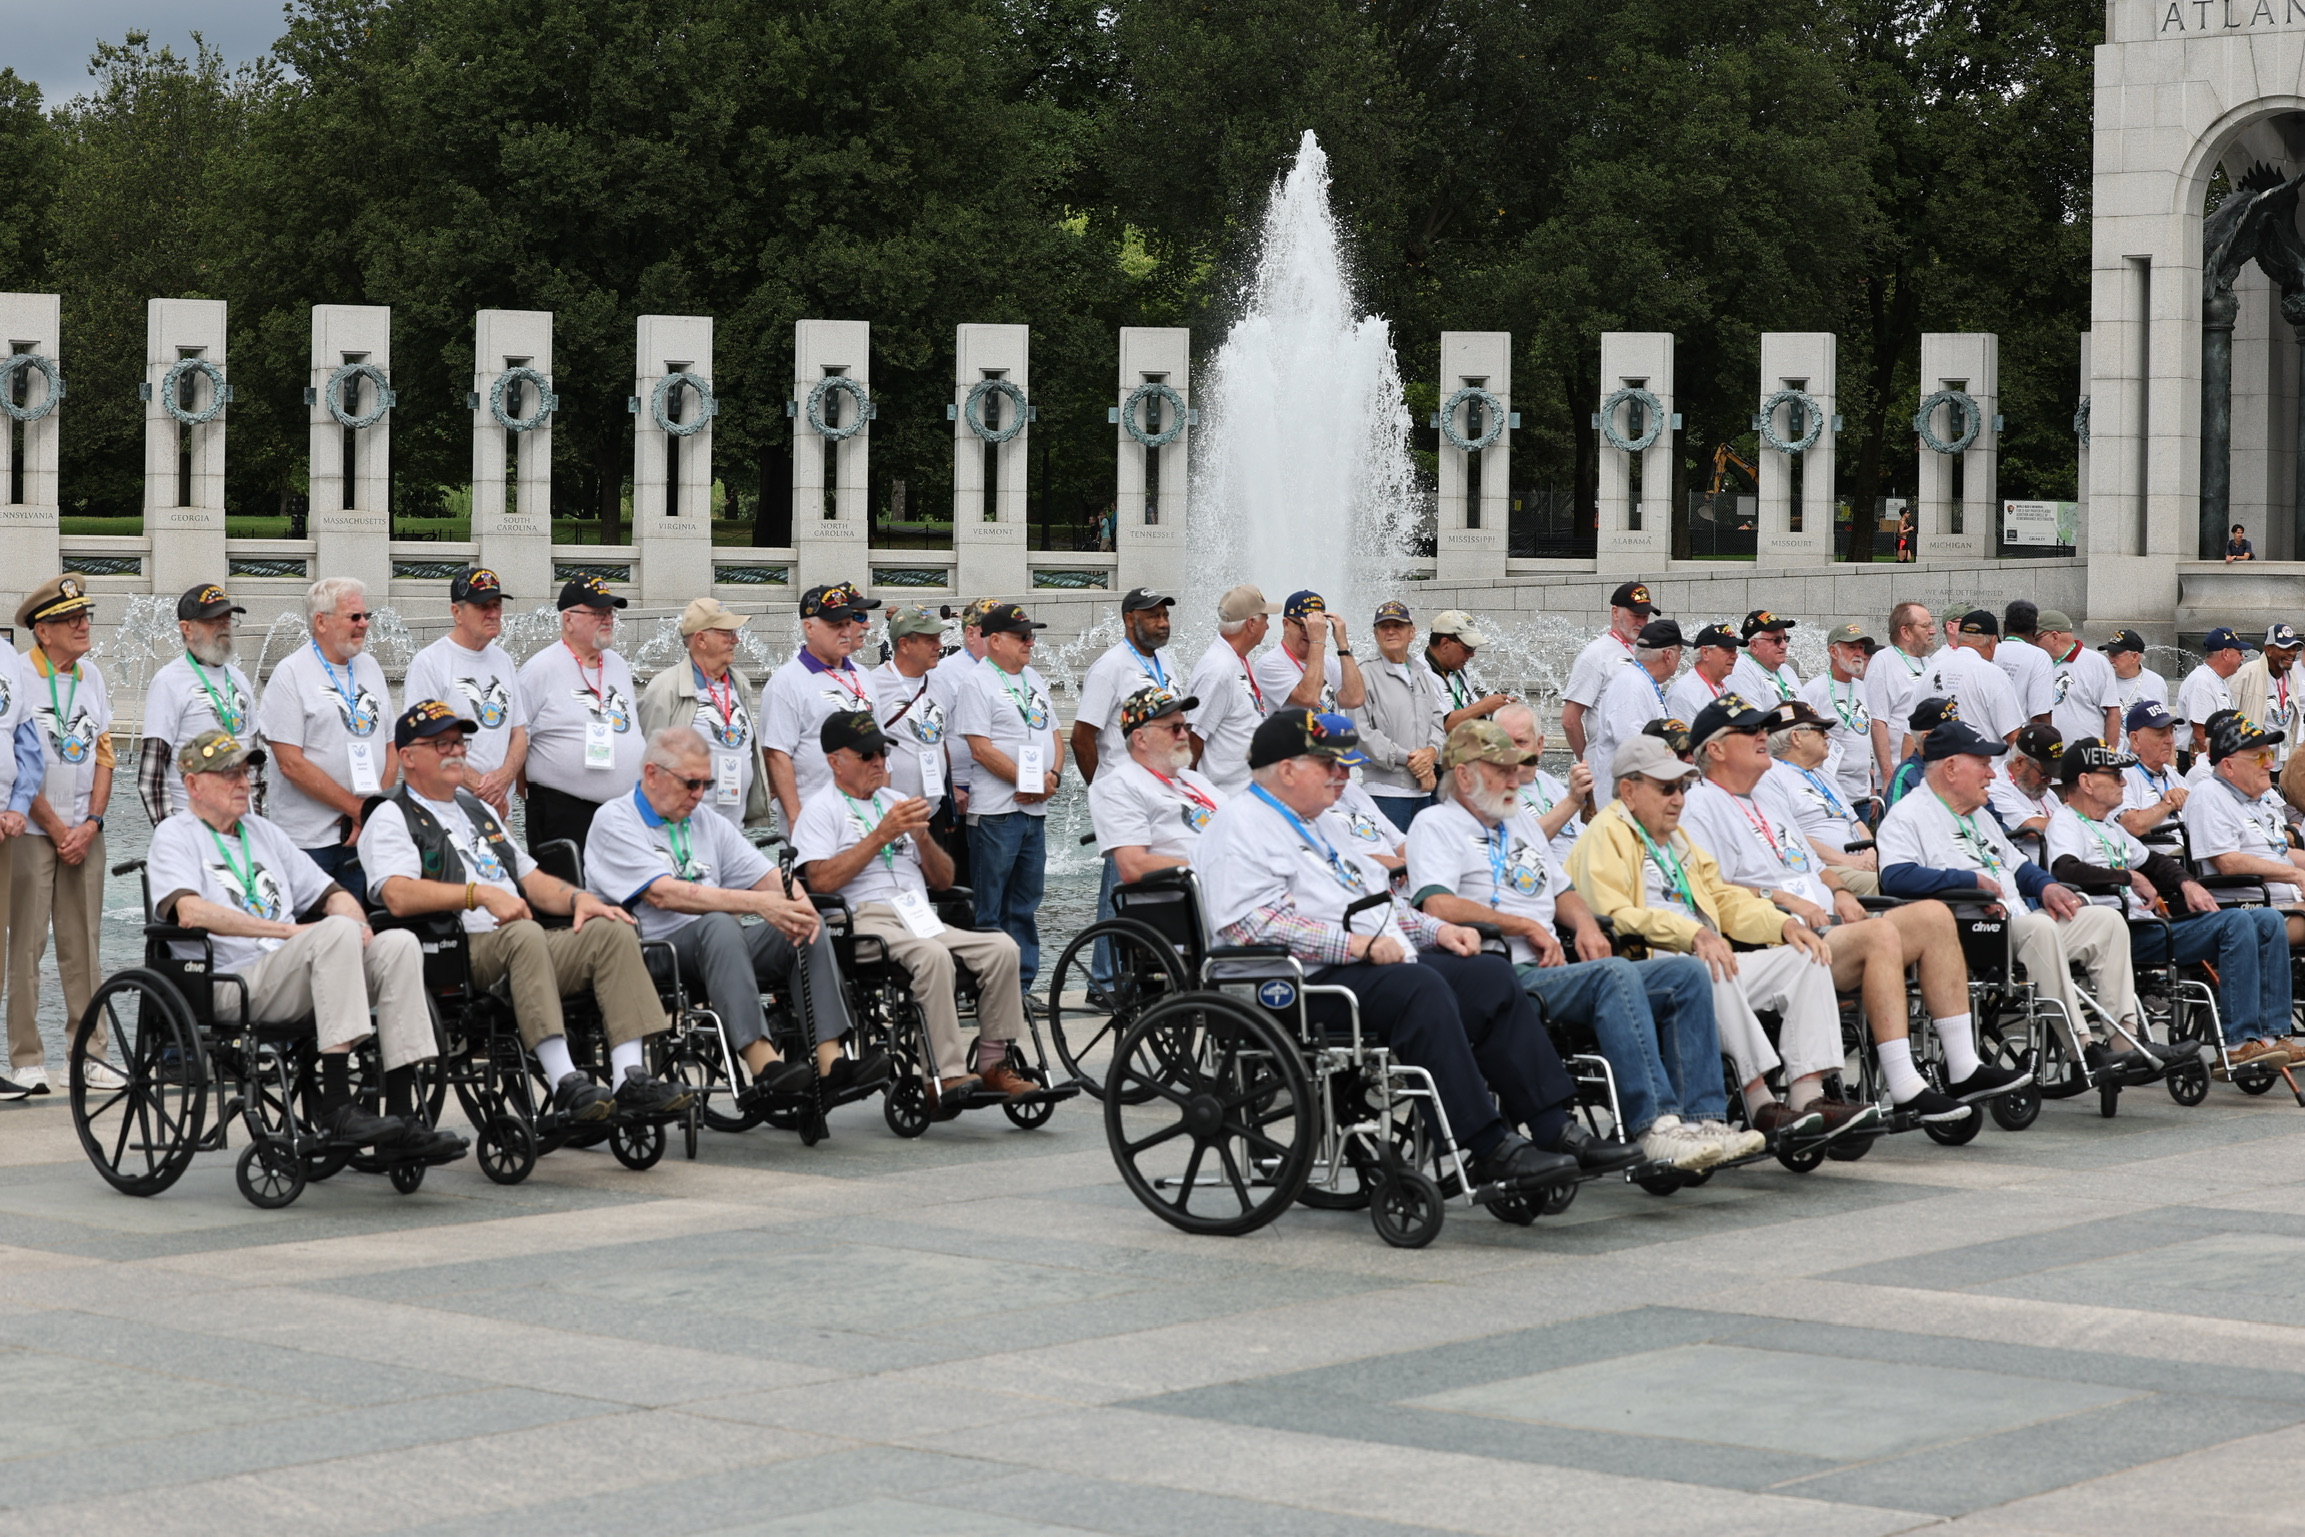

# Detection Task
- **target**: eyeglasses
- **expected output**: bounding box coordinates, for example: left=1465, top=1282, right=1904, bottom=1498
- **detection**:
left=651, top=767, right=713, bottom=791
left=1632, top=776, right=1690, bottom=797
left=1148, top=721, right=1191, bottom=736
left=854, top=748, right=888, bottom=762
left=413, top=736, right=468, bottom=754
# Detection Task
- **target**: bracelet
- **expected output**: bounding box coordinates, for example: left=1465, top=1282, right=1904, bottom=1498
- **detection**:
left=466, top=882, right=477, bottom=911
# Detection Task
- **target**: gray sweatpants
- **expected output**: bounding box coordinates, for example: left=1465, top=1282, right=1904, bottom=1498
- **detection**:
left=663, top=911, right=852, bottom=1053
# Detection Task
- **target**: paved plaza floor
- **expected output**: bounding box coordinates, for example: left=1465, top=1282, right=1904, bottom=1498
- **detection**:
left=5, top=1075, right=2305, bottom=1535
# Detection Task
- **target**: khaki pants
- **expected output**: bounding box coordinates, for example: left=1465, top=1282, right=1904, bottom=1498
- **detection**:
left=8, top=832, right=98, bottom=1071
left=232, top=916, right=436, bottom=1071
left=1710, top=944, right=1844, bottom=1089
left=851, top=902, right=1026, bottom=1079
left=1836, top=869, right=1880, bottom=897
left=467, top=918, right=665, bottom=1050
left=2011, top=905, right=2135, bottom=1050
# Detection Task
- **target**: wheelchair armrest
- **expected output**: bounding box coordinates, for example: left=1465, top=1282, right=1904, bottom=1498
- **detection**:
left=368, top=907, right=465, bottom=940
left=1856, top=895, right=1904, bottom=912
left=1206, top=944, right=1290, bottom=959
left=1842, top=838, right=1876, bottom=854
left=2196, top=874, right=2267, bottom=890
left=928, top=885, right=974, bottom=906
left=1466, top=921, right=1503, bottom=942
left=2063, top=875, right=2129, bottom=896
left=809, top=892, right=851, bottom=914
left=1128, top=866, right=1191, bottom=892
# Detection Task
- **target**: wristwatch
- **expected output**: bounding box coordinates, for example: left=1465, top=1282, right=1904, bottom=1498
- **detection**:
left=86, top=814, right=104, bottom=831
left=1336, top=648, right=1354, bottom=657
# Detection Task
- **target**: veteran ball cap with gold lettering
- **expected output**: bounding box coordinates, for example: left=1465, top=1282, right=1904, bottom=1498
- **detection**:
left=17, top=574, right=93, bottom=630
left=819, top=708, right=891, bottom=757
left=2012, top=723, right=2065, bottom=770
left=1439, top=718, right=1538, bottom=771
left=1740, top=609, right=1795, bottom=640
left=1119, top=686, right=1199, bottom=735
left=1609, top=581, right=1660, bottom=614
left=556, top=574, right=628, bottom=611
left=800, top=582, right=880, bottom=622
left=1282, top=590, right=1328, bottom=620
left=395, top=698, right=481, bottom=750
left=180, top=727, right=266, bottom=775
left=450, top=567, right=507, bottom=605
left=176, top=583, right=245, bottom=622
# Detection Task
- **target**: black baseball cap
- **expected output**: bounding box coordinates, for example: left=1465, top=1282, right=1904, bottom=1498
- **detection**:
left=2209, top=713, right=2283, bottom=763
left=1609, top=581, right=1659, bottom=613
left=1120, top=587, right=1174, bottom=613
left=2058, top=736, right=2137, bottom=785
left=1248, top=706, right=1361, bottom=769
left=1740, top=609, right=1794, bottom=639
left=1120, top=687, right=1197, bottom=734
left=979, top=602, right=1046, bottom=638
left=2099, top=629, right=2146, bottom=655
left=1690, top=623, right=1743, bottom=651
left=800, top=582, right=879, bottom=622
left=1642, top=717, right=1694, bottom=757
left=451, top=567, right=507, bottom=604
left=2012, top=723, right=2064, bottom=770
left=1923, top=721, right=2008, bottom=761
left=820, top=709, right=891, bottom=756
left=395, top=698, right=480, bottom=750
left=1635, top=618, right=1685, bottom=648
left=556, top=574, right=628, bottom=611
left=1956, top=610, right=1999, bottom=637
left=1910, top=695, right=1959, bottom=734
left=1689, top=692, right=1779, bottom=750
left=176, top=583, right=244, bottom=621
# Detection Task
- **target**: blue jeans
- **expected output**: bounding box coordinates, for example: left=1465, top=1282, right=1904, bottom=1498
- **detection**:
left=1370, top=794, right=1424, bottom=834
left=1090, top=851, right=1119, bottom=990
left=1515, top=953, right=1720, bottom=1136
left=2135, top=906, right=2292, bottom=1043
left=967, top=812, right=1046, bottom=988
left=1636, top=955, right=1728, bottom=1122
left=305, top=842, right=367, bottom=910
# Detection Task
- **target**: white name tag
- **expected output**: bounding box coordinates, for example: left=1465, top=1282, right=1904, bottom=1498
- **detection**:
left=584, top=719, right=615, bottom=769
left=919, top=745, right=945, bottom=800
left=714, top=750, right=743, bottom=805
left=1016, top=742, right=1046, bottom=790
left=41, top=758, right=69, bottom=809
left=347, top=740, right=382, bottom=795
left=890, top=887, right=945, bottom=938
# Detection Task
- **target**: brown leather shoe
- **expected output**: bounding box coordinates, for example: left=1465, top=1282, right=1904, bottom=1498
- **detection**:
left=936, top=1073, right=983, bottom=1100
left=1810, top=1098, right=1884, bottom=1137
left=1751, top=1102, right=1823, bottom=1141
left=977, top=1063, right=1039, bottom=1099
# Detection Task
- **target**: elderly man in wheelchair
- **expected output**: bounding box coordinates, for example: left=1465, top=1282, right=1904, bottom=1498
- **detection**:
left=152, top=727, right=465, bottom=1161
left=360, top=700, right=693, bottom=1122
left=2184, top=713, right=2305, bottom=958
left=790, top=707, right=1038, bottom=1102
left=584, top=724, right=884, bottom=1109
left=1191, top=708, right=1639, bottom=1194
left=1404, top=718, right=1760, bottom=1173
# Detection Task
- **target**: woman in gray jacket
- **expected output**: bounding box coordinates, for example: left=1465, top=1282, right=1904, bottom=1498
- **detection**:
left=1352, top=601, right=1448, bottom=832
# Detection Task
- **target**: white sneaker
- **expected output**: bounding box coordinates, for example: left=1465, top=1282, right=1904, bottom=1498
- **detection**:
left=13, top=1063, right=48, bottom=1096
left=79, top=1058, right=127, bottom=1092
left=1641, top=1116, right=1722, bottom=1171
left=1698, top=1119, right=1767, bottom=1162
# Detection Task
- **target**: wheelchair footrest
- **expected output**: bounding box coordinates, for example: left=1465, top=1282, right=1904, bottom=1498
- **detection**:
left=948, top=1083, right=1078, bottom=1111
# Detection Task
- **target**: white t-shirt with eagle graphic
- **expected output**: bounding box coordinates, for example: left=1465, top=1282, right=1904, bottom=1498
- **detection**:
left=518, top=643, right=642, bottom=799
left=582, top=784, right=774, bottom=941
left=25, top=648, right=113, bottom=837
left=869, top=661, right=948, bottom=805
left=405, top=636, right=529, bottom=777
left=147, top=809, right=338, bottom=973
left=257, top=645, right=391, bottom=846
left=142, top=653, right=258, bottom=817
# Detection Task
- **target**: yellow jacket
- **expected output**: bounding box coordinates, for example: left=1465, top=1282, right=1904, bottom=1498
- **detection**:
left=1566, top=798, right=1790, bottom=952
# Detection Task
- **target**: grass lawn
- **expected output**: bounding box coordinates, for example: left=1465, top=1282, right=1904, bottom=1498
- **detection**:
left=59, top=516, right=770, bottom=547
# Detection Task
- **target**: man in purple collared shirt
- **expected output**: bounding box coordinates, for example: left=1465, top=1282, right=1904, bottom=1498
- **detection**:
left=761, top=582, right=883, bottom=831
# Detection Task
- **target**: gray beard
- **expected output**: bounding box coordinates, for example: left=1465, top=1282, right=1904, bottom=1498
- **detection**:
left=1166, top=740, right=1193, bottom=773
left=1463, top=777, right=1514, bottom=821
left=188, top=634, right=236, bottom=668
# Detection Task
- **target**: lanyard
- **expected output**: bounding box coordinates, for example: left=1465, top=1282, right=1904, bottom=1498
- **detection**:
left=186, top=653, right=243, bottom=732
left=204, top=822, right=264, bottom=914
left=1829, top=678, right=1867, bottom=731
left=1241, top=658, right=1265, bottom=713
left=1931, top=788, right=2006, bottom=873
left=664, top=816, right=696, bottom=874
left=992, top=664, right=1040, bottom=726
left=1480, top=821, right=1523, bottom=907
left=802, top=649, right=868, bottom=704
left=1698, top=671, right=1724, bottom=699
left=1631, top=820, right=1698, bottom=912
left=563, top=640, right=605, bottom=705
left=842, top=790, right=896, bottom=869
left=2141, top=764, right=2173, bottom=797
left=1523, top=778, right=1555, bottom=816
left=1798, top=766, right=1850, bottom=821
left=1148, top=767, right=1217, bottom=813
left=40, top=652, right=77, bottom=743
left=1134, top=647, right=1167, bottom=692
left=1248, top=783, right=1363, bottom=892
left=1730, top=791, right=1787, bottom=863
left=1759, top=665, right=1794, bottom=701
left=1897, top=647, right=1924, bottom=676
left=1444, top=669, right=1474, bottom=710
left=698, top=665, right=739, bottom=729
left=2072, top=808, right=2129, bottom=870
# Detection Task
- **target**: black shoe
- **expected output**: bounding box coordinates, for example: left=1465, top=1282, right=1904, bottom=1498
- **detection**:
left=823, top=1051, right=895, bottom=1097
left=0, top=1075, right=30, bottom=1100
left=399, top=1125, right=469, bottom=1163
left=613, top=1072, right=687, bottom=1116
left=1545, top=1120, right=1647, bottom=1174
left=1945, top=1063, right=2034, bottom=1102
left=1893, top=1087, right=1976, bottom=1124
left=2085, top=1042, right=2155, bottom=1080
left=552, top=1071, right=615, bottom=1123
left=2141, top=1039, right=2199, bottom=1066
left=1468, top=1132, right=1580, bottom=1191
left=323, top=1100, right=406, bottom=1148
left=739, top=1060, right=814, bottom=1107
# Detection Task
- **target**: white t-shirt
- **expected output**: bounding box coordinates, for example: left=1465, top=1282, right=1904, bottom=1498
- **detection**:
left=1587, top=661, right=1674, bottom=779
left=256, top=644, right=389, bottom=846
left=1077, top=641, right=1182, bottom=772
left=1326, top=778, right=1404, bottom=871
left=1865, top=646, right=1934, bottom=751
left=927, top=648, right=982, bottom=790
left=1252, top=645, right=1343, bottom=715
left=583, top=785, right=774, bottom=940
left=1089, top=758, right=1222, bottom=863
left=143, top=653, right=258, bottom=818
left=1423, top=656, right=1488, bottom=718
left=1665, top=668, right=1727, bottom=727
left=517, top=643, right=642, bottom=800
left=1876, top=783, right=2024, bottom=886
left=2047, top=644, right=2118, bottom=748
left=404, top=636, right=527, bottom=777
left=2108, top=667, right=2169, bottom=751
left=1727, top=655, right=1800, bottom=707
left=1185, top=636, right=1266, bottom=798
left=2044, top=803, right=2152, bottom=913
left=357, top=790, right=538, bottom=933
left=1916, top=644, right=2023, bottom=744
left=1517, top=770, right=1581, bottom=865
left=1994, top=637, right=2057, bottom=720
left=1191, top=788, right=1410, bottom=953
left=27, top=651, right=112, bottom=836
left=2177, top=663, right=2234, bottom=752
left=1802, top=672, right=1874, bottom=803
left=671, top=665, right=760, bottom=830
left=1563, top=629, right=1638, bottom=710
left=146, top=809, right=337, bottom=974
left=1681, top=777, right=1831, bottom=908
left=1987, top=771, right=2060, bottom=835
left=791, top=782, right=928, bottom=907
left=950, top=660, right=1055, bottom=819
left=761, top=650, right=878, bottom=813
left=2122, top=760, right=2183, bottom=817
left=869, top=663, right=948, bottom=804
left=1404, top=798, right=1566, bottom=965
left=1765, top=758, right=1866, bottom=855
left=0, top=649, right=30, bottom=810
left=2184, top=773, right=2300, bottom=904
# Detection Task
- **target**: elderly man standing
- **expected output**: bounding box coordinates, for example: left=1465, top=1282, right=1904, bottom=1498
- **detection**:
left=1072, top=588, right=1181, bottom=963
left=404, top=567, right=527, bottom=819
left=1253, top=590, right=1366, bottom=715
left=258, top=576, right=391, bottom=908
left=762, top=581, right=881, bottom=832
left=1425, top=610, right=1510, bottom=730
left=2231, top=622, right=2305, bottom=771
left=1585, top=617, right=1682, bottom=782
left=868, top=604, right=952, bottom=807
left=1561, top=581, right=1656, bottom=762
left=140, top=583, right=260, bottom=823
left=1865, top=602, right=1940, bottom=792
left=1665, top=622, right=1741, bottom=723
left=7, top=576, right=104, bottom=1096
left=1995, top=601, right=2058, bottom=725
left=2101, top=630, right=2167, bottom=752
left=638, top=597, right=769, bottom=832
left=2178, top=627, right=2246, bottom=767
left=1493, top=702, right=1590, bottom=865
left=953, top=602, right=1064, bottom=986
left=1185, top=585, right=1277, bottom=796
left=1911, top=611, right=2025, bottom=752
left=1803, top=622, right=1877, bottom=812
left=2030, top=609, right=2116, bottom=747
left=516, top=575, right=641, bottom=858
left=1727, top=611, right=1801, bottom=704
left=1353, top=600, right=1445, bottom=833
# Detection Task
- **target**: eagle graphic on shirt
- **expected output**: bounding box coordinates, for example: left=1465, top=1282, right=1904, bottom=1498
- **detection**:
left=321, top=680, right=384, bottom=738
left=454, top=673, right=513, bottom=730
left=211, top=854, right=288, bottom=920
left=36, top=699, right=95, bottom=765
left=202, top=677, right=252, bottom=733
left=689, top=693, right=752, bottom=750
left=573, top=684, right=634, bottom=734
left=895, top=693, right=945, bottom=746
left=453, top=823, right=509, bottom=883
left=1338, top=805, right=1387, bottom=849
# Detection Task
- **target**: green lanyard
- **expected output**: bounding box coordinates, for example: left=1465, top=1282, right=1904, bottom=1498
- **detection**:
left=1630, top=819, right=1698, bottom=913
left=2072, top=808, right=2128, bottom=871
left=1446, top=670, right=1473, bottom=709
left=1931, top=788, right=2006, bottom=873
left=664, top=816, right=696, bottom=876
left=1761, top=665, right=1794, bottom=701
left=185, top=652, right=243, bottom=733
left=842, top=789, right=895, bottom=869
left=1522, top=779, right=1554, bottom=816
left=203, top=821, right=264, bottom=914
left=993, top=664, right=1039, bottom=726
left=1829, top=678, right=1866, bottom=731
left=41, top=654, right=76, bottom=746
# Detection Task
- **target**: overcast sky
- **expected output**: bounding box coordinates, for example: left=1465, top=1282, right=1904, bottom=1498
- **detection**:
left=0, top=0, right=287, bottom=104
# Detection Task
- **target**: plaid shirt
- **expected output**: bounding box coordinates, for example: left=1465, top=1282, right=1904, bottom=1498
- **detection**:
left=1217, top=892, right=1445, bottom=965
left=138, top=735, right=266, bottom=824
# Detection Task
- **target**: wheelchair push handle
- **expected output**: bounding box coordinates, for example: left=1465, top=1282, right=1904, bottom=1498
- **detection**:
left=1842, top=838, right=1875, bottom=854
left=112, top=858, right=147, bottom=877
left=1341, top=891, right=1392, bottom=932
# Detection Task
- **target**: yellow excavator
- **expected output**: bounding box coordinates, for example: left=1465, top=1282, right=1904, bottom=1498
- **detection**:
left=1703, top=443, right=1758, bottom=527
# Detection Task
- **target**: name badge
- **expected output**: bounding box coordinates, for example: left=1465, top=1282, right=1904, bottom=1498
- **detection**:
left=919, top=744, right=945, bottom=800
left=890, top=887, right=945, bottom=938
left=714, top=750, right=743, bottom=805
left=41, top=758, right=70, bottom=809
left=584, top=719, right=615, bottom=769
left=347, top=740, right=382, bottom=795
left=1016, top=742, right=1047, bottom=790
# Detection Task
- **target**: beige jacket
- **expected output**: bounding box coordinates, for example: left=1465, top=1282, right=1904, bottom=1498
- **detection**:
left=638, top=659, right=773, bottom=825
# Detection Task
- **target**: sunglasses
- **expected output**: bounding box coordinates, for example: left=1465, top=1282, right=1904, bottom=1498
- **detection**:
left=1632, top=776, right=1690, bottom=796
left=653, top=769, right=713, bottom=791
left=334, top=611, right=372, bottom=625
left=1145, top=720, right=1190, bottom=735
left=853, top=747, right=888, bottom=762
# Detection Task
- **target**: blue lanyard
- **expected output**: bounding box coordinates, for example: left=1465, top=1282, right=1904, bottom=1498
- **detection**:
left=1482, top=821, right=1510, bottom=908
left=1135, top=647, right=1167, bottom=691
left=311, top=641, right=360, bottom=723
left=1798, top=766, right=1849, bottom=820
left=1248, top=784, right=1364, bottom=892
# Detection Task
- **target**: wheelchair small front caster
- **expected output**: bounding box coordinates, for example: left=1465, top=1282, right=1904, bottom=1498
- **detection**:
left=1369, top=1167, right=1444, bottom=1248
left=2167, top=1056, right=2210, bottom=1106
left=236, top=1141, right=305, bottom=1210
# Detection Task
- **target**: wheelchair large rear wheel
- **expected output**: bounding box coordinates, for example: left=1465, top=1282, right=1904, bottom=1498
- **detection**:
left=71, top=969, right=208, bottom=1198
left=1048, top=919, right=1186, bottom=1102
left=1105, top=992, right=1312, bottom=1237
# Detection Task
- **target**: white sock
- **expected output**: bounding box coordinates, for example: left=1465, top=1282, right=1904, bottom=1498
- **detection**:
left=1933, top=1014, right=1981, bottom=1080
left=1878, top=1038, right=1929, bottom=1102
left=535, top=1036, right=577, bottom=1082
left=1787, top=1075, right=1823, bottom=1112
left=610, top=1040, right=645, bottom=1084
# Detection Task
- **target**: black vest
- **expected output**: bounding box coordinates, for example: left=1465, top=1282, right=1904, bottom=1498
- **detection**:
left=390, top=786, right=519, bottom=888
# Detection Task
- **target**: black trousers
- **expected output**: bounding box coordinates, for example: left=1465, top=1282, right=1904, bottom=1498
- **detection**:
left=1306, top=951, right=1575, bottom=1157
left=525, top=781, right=612, bottom=862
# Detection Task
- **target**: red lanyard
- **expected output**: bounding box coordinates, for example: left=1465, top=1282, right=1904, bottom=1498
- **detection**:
left=1242, top=661, right=1264, bottom=711
left=565, top=641, right=605, bottom=705
left=1701, top=672, right=1724, bottom=698
left=703, top=670, right=737, bottom=725
left=1149, top=767, right=1217, bottom=812
left=1732, top=793, right=1784, bottom=861
left=814, top=657, right=867, bottom=704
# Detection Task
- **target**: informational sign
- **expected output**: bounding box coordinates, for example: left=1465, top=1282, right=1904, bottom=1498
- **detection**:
left=2002, top=499, right=2077, bottom=547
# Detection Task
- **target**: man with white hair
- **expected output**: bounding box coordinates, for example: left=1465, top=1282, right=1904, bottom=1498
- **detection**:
left=1909, top=611, right=2024, bottom=752
left=762, top=581, right=882, bottom=831
left=1801, top=621, right=1877, bottom=811
left=1585, top=617, right=1682, bottom=783
left=1184, top=585, right=1276, bottom=796
left=1864, top=602, right=1939, bottom=792
left=2036, top=608, right=2120, bottom=749
left=140, top=583, right=261, bottom=823
left=403, top=567, right=528, bottom=819
left=2100, top=630, right=2167, bottom=752
left=1764, top=701, right=1876, bottom=886
left=517, top=575, right=642, bottom=857
left=1727, top=611, right=1801, bottom=704
left=638, top=596, right=770, bottom=831
left=1089, top=686, right=1225, bottom=885
left=1665, top=623, right=1741, bottom=724
left=258, top=575, right=394, bottom=905
left=1560, top=581, right=1655, bottom=763
left=1493, top=702, right=1590, bottom=865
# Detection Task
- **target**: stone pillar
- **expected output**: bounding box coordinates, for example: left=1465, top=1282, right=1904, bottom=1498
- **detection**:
left=1754, top=333, right=1835, bottom=566
left=1114, top=326, right=1189, bottom=595
left=792, top=318, right=870, bottom=594
left=309, top=304, right=392, bottom=597
left=2075, top=332, right=2092, bottom=557
left=1915, top=332, right=1998, bottom=559
left=470, top=310, right=555, bottom=603
left=953, top=323, right=1030, bottom=599
left=146, top=299, right=230, bottom=597
left=632, top=314, right=716, bottom=605
left=1436, top=331, right=1511, bottom=582
left=0, top=293, right=62, bottom=607
left=1595, top=332, right=1675, bottom=575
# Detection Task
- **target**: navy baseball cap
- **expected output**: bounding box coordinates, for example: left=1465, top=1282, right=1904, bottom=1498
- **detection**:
left=1690, top=622, right=1743, bottom=651
left=1923, top=721, right=2009, bottom=761
left=2124, top=698, right=2178, bottom=733
left=1313, top=711, right=1371, bottom=767
left=2204, top=626, right=2244, bottom=653
left=1910, top=696, right=1959, bottom=734
left=1282, top=590, right=1327, bottom=619
left=2269, top=623, right=2302, bottom=650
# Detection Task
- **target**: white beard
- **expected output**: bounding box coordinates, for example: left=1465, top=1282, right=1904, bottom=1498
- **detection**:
left=1463, top=777, right=1515, bottom=821
left=189, top=633, right=237, bottom=668
left=1166, top=740, right=1194, bottom=773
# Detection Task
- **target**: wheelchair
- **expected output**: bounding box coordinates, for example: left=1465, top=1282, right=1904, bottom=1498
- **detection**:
left=383, top=839, right=707, bottom=1183
left=2155, top=820, right=2305, bottom=1104
left=69, top=858, right=460, bottom=1209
